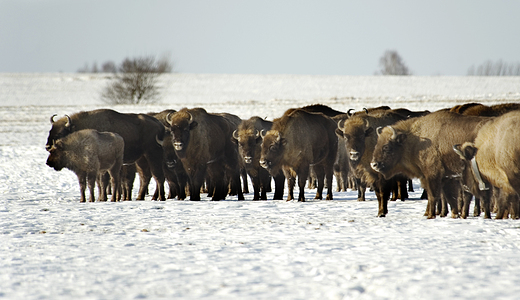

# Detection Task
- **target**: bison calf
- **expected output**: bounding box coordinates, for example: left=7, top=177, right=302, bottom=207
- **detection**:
left=46, top=129, right=124, bottom=203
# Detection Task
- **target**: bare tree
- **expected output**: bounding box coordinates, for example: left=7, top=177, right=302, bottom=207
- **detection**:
left=101, top=61, right=117, bottom=73
left=467, top=60, right=520, bottom=76
left=377, top=50, right=411, bottom=75
left=101, top=56, right=173, bottom=105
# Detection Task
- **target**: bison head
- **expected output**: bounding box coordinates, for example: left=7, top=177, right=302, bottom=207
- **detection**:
left=259, top=130, right=286, bottom=174
left=370, top=126, right=407, bottom=179
left=336, top=118, right=372, bottom=168
left=453, top=143, right=484, bottom=194
left=46, top=115, right=73, bottom=151
left=166, top=111, right=198, bottom=158
left=233, top=129, right=262, bottom=165
left=46, top=140, right=66, bottom=171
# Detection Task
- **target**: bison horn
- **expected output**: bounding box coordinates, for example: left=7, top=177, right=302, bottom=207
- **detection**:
left=363, top=108, right=369, bottom=114
left=376, top=126, right=383, bottom=137
left=364, top=119, right=370, bottom=129
left=275, top=131, right=281, bottom=142
left=232, top=130, right=239, bottom=140
left=389, top=126, right=398, bottom=140
left=65, top=115, right=71, bottom=128
left=338, top=118, right=346, bottom=129
left=50, top=114, right=57, bottom=124
left=166, top=112, right=174, bottom=126
left=187, top=112, right=193, bottom=123
left=260, top=129, right=267, bottom=139
left=255, top=130, right=260, bottom=138
left=347, top=109, right=354, bottom=117
left=453, top=144, right=464, bottom=158
left=155, top=134, right=164, bottom=146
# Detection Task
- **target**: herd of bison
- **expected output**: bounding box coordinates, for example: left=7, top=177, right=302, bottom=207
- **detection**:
left=44, top=102, right=520, bottom=220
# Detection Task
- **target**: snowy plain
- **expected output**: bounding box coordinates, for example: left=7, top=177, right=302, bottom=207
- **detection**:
left=2, top=73, right=520, bottom=299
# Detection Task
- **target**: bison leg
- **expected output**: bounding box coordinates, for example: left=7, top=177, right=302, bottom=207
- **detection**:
left=250, top=174, right=261, bottom=200
left=76, top=173, right=87, bottom=203
left=108, top=169, right=122, bottom=203
left=144, top=152, right=166, bottom=201
left=273, top=172, right=285, bottom=200
left=325, top=174, right=334, bottom=200
left=298, top=175, right=307, bottom=202
left=460, top=191, right=473, bottom=219
left=313, top=166, right=325, bottom=200
left=357, top=179, right=366, bottom=202
left=423, top=178, right=442, bottom=219
left=135, top=157, right=151, bottom=200
left=441, top=179, right=460, bottom=218
left=286, top=176, right=295, bottom=201
left=87, top=172, right=97, bottom=202
left=375, top=180, right=391, bottom=217
left=241, top=168, right=249, bottom=194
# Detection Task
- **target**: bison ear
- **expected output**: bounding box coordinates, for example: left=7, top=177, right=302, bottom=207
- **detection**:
left=189, top=121, right=198, bottom=130
left=461, top=143, right=477, bottom=160
left=365, top=127, right=373, bottom=137
left=335, top=128, right=344, bottom=138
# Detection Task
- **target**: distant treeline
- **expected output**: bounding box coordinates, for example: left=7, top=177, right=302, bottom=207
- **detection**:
left=467, top=60, right=520, bottom=76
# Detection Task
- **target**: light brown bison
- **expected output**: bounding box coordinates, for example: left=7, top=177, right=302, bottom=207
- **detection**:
left=233, top=116, right=285, bottom=200
left=46, top=109, right=167, bottom=200
left=336, top=109, right=412, bottom=217
left=166, top=107, right=244, bottom=201
left=454, top=111, right=520, bottom=219
left=46, top=129, right=124, bottom=203
left=370, top=110, right=492, bottom=218
left=259, top=108, right=338, bottom=201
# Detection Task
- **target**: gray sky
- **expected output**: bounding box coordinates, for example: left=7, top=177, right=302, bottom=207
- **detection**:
left=1, top=0, right=519, bottom=75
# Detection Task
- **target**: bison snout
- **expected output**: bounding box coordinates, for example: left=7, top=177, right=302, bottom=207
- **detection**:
left=259, top=159, right=271, bottom=170
left=349, top=151, right=360, bottom=161
left=173, top=142, right=184, bottom=151
left=244, top=156, right=253, bottom=164
left=370, top=162, right=384, bottom=172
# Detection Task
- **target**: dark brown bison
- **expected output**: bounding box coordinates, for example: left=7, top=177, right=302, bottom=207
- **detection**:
left=166, top=107, right=244, bottom=201
left=233, top=116, right=285, bottom=200
left=336, top=109, right=412, bottom=216
left=451, top=102, right=520, bottom=116
left=147, top=110, right=189, bottom=200
left=370, top=110, right=492, bottom=219
left=454, top=111, right=520, bottom=219
left=298, top=104, right=348, bottom=191
left=46, top=109, right=167, bottom=200
left=259, top=108, right=338, bottom=201
left=46, top=129, right=124, bottom=203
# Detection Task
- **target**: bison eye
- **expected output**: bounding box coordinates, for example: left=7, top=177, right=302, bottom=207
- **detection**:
left=382, top=145, right=390, bottom=152
left=269, top=145, right=277, bottom=151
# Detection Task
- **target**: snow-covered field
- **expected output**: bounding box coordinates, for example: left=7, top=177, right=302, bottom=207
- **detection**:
left=2, top=73, right=520, bottom=299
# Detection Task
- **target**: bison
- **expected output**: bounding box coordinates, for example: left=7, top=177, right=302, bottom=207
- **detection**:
left=259, top=108, right=338, bottom=201
left=166, top=107, right=244, bottom=201
left=46, top=109, right=167, bottom=200
left=454, top=111, right=520, bottom=219
left=370, top=110, right=492, bottom=218
left=46, top=129, right=124, bottom=203
left=233, top=116, right=285, bottom=200
left=336, top=109, right=412, bottom=216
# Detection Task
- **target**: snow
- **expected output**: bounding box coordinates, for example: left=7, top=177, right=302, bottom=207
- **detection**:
left=2, top=73, right=520, bottom=299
